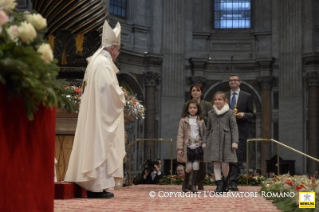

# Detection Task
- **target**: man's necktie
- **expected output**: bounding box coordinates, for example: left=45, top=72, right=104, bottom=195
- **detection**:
left=230, top=93, right=237, bottom=110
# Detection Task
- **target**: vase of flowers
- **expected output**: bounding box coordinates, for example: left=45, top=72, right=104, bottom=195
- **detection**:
left=121, top=87, right=146, bottom=120
left=0, top=1, right=75, bottom=211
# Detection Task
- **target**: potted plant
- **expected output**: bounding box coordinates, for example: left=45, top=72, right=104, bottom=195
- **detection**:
left=0, top=1, right=75, bottom=211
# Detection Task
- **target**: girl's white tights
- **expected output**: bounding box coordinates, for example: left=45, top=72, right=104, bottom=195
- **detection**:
left=213, top=162, right=229, bottom=181
left=185, top=160, right=199, bottom=173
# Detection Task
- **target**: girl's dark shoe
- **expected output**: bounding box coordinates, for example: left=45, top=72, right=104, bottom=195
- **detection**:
left=182, top=171, right=191, bottom=192
left=215, top=180, right=223, bottom=193
left=223, top=177, right=229, bottom=192
left=191, top=170, right=199, bottom=193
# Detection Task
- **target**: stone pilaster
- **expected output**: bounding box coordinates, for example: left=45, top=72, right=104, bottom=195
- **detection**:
left=160, top=0, right=187, bottom=161
left=305, top=71, right=319, bottom=174
left=278, top=0, right=304, bottom=174
left=144, top=72, right=160, bottom=160
left=258, top=76, right=273, bottom=175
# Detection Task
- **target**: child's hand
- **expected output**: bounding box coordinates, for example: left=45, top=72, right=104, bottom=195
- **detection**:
left=202, top=143, right=206, bottom=151
left=232, top=143, right=238, bottom=150
left=178, top=150, right=183, bottom=156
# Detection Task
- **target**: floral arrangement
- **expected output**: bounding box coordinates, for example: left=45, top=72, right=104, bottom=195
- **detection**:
left=207, top=174, right=267, bottom=186
left=62, top=85, right=82, bottom=111
left=209, top=174, right=216, bottom=183
left=0, top=0, right=76, bottom=120
left=237, top=174, right=267, bottom=186
left=122, top=87, right=145, bottom=119
left=260, top=175, right=319, bottom=212
left=61, top=85, right=145, bottom=119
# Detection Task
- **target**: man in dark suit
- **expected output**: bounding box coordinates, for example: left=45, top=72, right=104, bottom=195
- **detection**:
left=133, top=159, right=163, bottom=185
left=226, top=74, right=255, bottom=191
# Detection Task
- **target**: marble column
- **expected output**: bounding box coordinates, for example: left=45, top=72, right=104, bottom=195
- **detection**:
left=305, top=71, right=319, bottom=174
left=258, top=76, right=273, bottom=175
left=144, top=71, right=160, bottom=160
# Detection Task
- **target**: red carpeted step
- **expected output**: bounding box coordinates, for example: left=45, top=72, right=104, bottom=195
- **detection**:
left=55, top=182, right=87, bottom=199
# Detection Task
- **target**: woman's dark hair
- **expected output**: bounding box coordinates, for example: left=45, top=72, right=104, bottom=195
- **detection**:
left=181, top=99, right=203, bottom=119
left=189, top=84, right=203, bottom=99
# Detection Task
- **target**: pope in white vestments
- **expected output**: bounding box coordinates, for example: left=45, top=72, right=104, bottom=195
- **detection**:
left=65, top=21, right=125, bottom=198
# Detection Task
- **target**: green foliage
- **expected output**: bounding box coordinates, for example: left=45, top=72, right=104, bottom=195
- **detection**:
left=158, top=175, right=184, bottom=185
left=0, top=8, right=76, bottom=120
left=238, top=174, right=267, bottom=186
left=260, top=175, right=319, bottom=212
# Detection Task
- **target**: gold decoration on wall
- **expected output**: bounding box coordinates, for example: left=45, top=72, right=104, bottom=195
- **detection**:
left=32, top=0, right=108, bottom=36
left=48, top=34, right=55, bottom=50
left=75, top=34, right=84, bottom=53
left=61, top=49, right=67, bottom=65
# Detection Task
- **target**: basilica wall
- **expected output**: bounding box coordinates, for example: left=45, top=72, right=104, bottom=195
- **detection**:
left=21, top=0, right=319, bottom=177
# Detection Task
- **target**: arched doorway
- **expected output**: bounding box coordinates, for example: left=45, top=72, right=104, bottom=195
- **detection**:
left=117, top=73, right=145, bottom=177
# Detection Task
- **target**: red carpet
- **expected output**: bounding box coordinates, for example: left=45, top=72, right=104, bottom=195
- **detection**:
left=54, top=185, right=280, bottom=211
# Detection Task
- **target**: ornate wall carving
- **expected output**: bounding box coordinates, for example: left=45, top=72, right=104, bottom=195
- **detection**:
left=32, top=0, right=108, bottom=36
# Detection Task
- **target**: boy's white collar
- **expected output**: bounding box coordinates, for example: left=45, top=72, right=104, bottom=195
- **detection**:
left=213, top=103, right=230, bottom=115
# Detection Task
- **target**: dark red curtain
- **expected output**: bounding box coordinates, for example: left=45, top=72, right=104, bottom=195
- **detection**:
left=0, top=85, right=56, bottom=212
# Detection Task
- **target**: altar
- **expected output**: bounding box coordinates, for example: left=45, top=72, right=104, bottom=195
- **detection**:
left=55, top=108, right=137, bottom=182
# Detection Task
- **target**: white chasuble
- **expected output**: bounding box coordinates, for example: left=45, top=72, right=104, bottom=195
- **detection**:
left=65, top=52, right=125, bottom=191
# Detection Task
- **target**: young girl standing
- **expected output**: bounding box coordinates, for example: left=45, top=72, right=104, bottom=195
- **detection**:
left=177, top=100, right=206, bottom=192
left=202, top=91, right=238, bottom=192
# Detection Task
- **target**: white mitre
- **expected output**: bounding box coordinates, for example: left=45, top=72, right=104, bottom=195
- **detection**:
left=102, top=21, right=121, bottom=47
left=85, top=21, right=121, bottom=64
left=83, top=20, right=121, bottom=84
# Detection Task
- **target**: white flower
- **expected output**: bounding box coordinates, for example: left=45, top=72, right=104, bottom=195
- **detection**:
left=18, top=21, right=37, bottom=43
left=0, top=0, right=17, bottom=13
left=0, top=9, right=9, bottom=33
left=26, top=13, right=47, bottom=30
left=37, top=43, right=53, bottom=64
left=5, top=24, right=18, bottom=41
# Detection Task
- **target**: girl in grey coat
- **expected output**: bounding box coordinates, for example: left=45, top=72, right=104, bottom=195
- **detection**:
left=202, top=91, right=238, bottom=193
